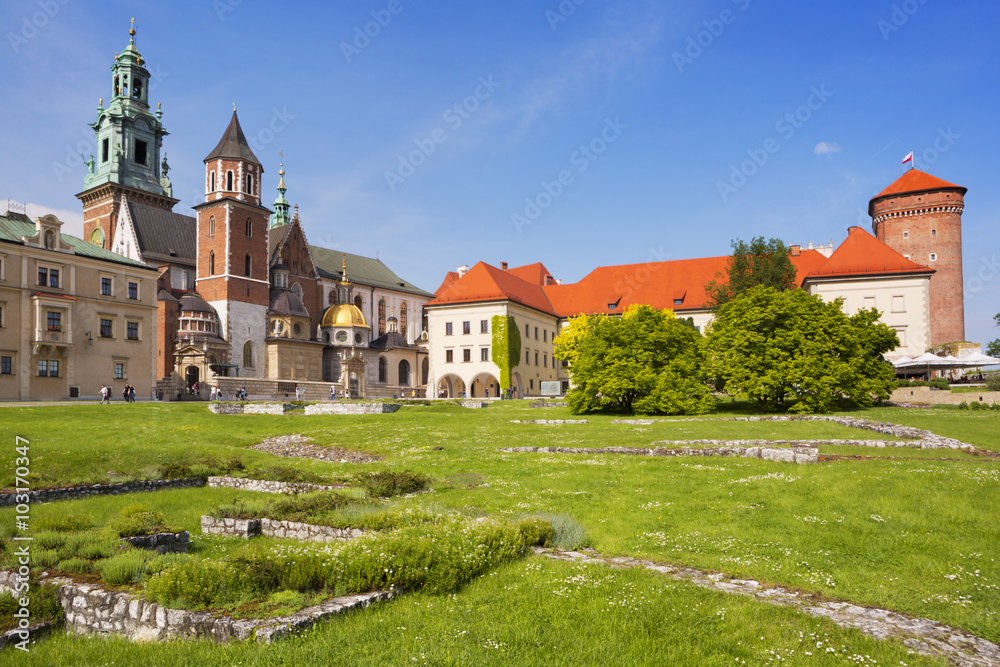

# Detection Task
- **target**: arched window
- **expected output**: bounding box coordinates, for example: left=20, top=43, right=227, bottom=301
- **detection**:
left=244, top=254, right=251, bottom=277
left=398, top=360, right=410, bottom=386
left=400, top=302, right=408, bottom=335
left=421, top=358, right=429, bottom=385
left=378, top=299, right=386, bottom=336
left=209, top=171, right=216, bottom=192
left=209, top=216, right=215, bottom=236
left=245, top=173, right=253, bottom=195
left=292, top=283, right=303, bottom=299
left=209, top=251, right=215, bottom=276
left=354, top=295, right=362, bottom=310
left=226, top=171, right=233, bottom=191
left=378, top=357, right=387, bottom=383
left=328, top=291, right=337, bottom=305
left=242, top=341, right=253, bottom=368
left=245, top=218, right=252, bottom=237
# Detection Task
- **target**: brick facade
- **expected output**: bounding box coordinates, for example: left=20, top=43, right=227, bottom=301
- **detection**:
left=871, top=185, right=966, bottom=345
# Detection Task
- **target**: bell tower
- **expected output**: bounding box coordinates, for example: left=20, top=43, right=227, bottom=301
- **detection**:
left=869, top=169, right=967, bottom=346
left=193, top=109, right=272, bottom=378
left=78, top=19, right=176, bottom=250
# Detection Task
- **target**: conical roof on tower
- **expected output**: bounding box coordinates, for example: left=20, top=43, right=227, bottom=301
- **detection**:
left=868, top=169, right=966, bottom=215
left=204, top=110, right=262, bottom=166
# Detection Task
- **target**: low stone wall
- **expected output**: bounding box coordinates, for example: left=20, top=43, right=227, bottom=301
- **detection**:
left=123, top=531, right=190, bottom=553
left=304, top=403, right=401, bottom=415
left=891, top=386, right=1000, bottom=406
left=207, top=476, right=343, bottom=494
left=207, top=402, right=285, bottom=415
left=458, top=400, right=490, bottom=409
left=0, top=570, right=394, bottom=645
left=0, top=478, right=206, bottom=507
left=502, top=445, right=819, bottom=464
left=530, top=401, right=567, bottom=408
left=200, top=516, right=363, bottom=543
left=510, top=419, right=589, bottom=425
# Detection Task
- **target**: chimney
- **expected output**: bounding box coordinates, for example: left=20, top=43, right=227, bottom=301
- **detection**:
left=457, top=265, right=469, bottom=278
left=500, top=261, right=508, bottom=271
left=789, top=244, right=801, bottom=257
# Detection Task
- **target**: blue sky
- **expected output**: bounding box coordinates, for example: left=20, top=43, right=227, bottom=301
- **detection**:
left=2, top=0, right=999, bottom=344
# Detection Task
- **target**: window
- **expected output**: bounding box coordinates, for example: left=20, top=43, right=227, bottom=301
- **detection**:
left=38, top=267, right=59, bottom=288
left=293, top=323, right=301, bottom=336
left=47, top=311, right=61, bottom=331
left=100, top=318, right=113, bottom=338
left=463, top=349, right=471, bottom=363
left=378, top=299, right=386, bottom=336
left=399, top=360, right=410, bottom=386
left=0, top=356, right=11, bottom=374
left=245, top=173, right=253, bottom=195
left=336, top=331, right=348, bottom=342
left=114, top=363, right=125, bottom=380
left=445, top=349, right=454, bottom=363
left=932, top=229, right=937, bottom=237
left=481, top=347, right=489, bottom=362
left=534, top=327, right=538, bottom=340
left=401, top=303, right=407, bottom=333
left=543, top=330, right=547, bottom=342
left=525, top=324, right=529, bottom=337
left=863, top=297, right=876, bottom=310
left=902, top=231, right=909, bottom=239
left=209, top=171, right=216, bottom=192
left=0, top=304, right=3, bottom=328
left=128, top=281, right=138, bottom=300
left=544, top=354, right=548, bottom=367
left=209, top=251, right=215, bottom=275
left=378, top=357, right=388, bottom=383
left=354, top=295, right=363, bottom=310
left=480, top=320, right=488, bottom=334
left=127, top=321, right=139, bottom=340
left=243, top=341, right=254, bottom=368
left=535, top=352, right=539, bottom=366
left=134, top=139, right=147, bottom=165
left=209, top=216, right=215, bottom=236
left=929, top=253, right=938, bottom=261
left=463, top=321, right=471, bottom=335
left=445, top=322, right=453, bottom=336
left=101, top=277, right=112, bottom=296
left=421, top=358, right=429, bottom=385
left=529, top=379, right=534, bottom=390
left=891, top=296, right=905, bottom=313
left=246, top=218, right=253, bottom=237
left=894, top=327, right=907, bottom=347
left=525, top=350, right=530, bottom=364
left=245, top=254, right=252, bottom=277
left=674, top=299, right=683, bottom=306
left=102, top=138, right=109, bottom=163
left=226, top=171, right=233, bottom=191
left=38, top=360, right=58, bottom=377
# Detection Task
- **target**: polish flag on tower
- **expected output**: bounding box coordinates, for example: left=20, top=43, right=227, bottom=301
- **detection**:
left=902, top=151, right=913, bottom=165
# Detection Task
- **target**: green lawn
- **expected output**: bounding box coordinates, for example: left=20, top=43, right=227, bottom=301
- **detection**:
left=2, top=401, right=998, bottom=665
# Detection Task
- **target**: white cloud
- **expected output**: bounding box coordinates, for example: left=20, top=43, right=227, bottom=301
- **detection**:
left=25, top=203, right=85, bottom=238
left=814, top=142, right=841, bottom=155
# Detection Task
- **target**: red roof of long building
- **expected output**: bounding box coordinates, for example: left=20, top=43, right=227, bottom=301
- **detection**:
left=426, top=262, right=556, bottom=314
left=803, top=226, right=933, bottom=279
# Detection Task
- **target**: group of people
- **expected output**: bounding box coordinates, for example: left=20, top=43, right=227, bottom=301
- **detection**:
left=98, top=384, right=136, bottom=403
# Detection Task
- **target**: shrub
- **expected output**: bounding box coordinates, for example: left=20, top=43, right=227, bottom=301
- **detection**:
left=159, top=462, right=193, bottom=479
left=31, top=548, right=61, bottom=569
left=95, top=549, right=155, bottom=586
left=61, top=533, right=117, bottom=560
left=34, top=514, right=91, bottom=533
left=243, top=465, right=329, bottom=485
left=110, top=504, right=166, bottom=537
left=33, top=531, right=68, bottom=550
left=272, top=492, right=354, bottom=522
left=970, top=400, right=984, bottom=411
left=146, top=560, right=253, bottom=610
left=356, top=470, right=431, bottom=498
left=535, top=513, right=591, bottom=549
left=928, top=377, right=950, bottom=390
left=0, top=583, right=63, bottom=632
left=517, top=517, right=555, bottom=547
left=210, top=496, right=275, bottom=520
left=987, top=375, right=1000, bottom=392
left=57, top=557, right=95, bottom=574
left=958, top=400, right=970, bottom=410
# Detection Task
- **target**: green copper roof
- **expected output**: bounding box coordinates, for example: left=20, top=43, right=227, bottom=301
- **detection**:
left=269, top=163, right=290, bottom=229
left=305, top=239, right=434, bottom=298
left=0, top=214, right=156, bottom=270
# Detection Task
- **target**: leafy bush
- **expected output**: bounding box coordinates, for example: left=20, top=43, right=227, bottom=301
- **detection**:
left=517, top=517, right=555, bottom=547
left=210, top=496, right=275, bottom=520
left=159, top=462, right=193, bottom=479
left=31, top=548, right=61, bottom=569
left=356, top=470, right=431, bottom=497
left=0, top=583, right=63, bottom=632
left=34, top=514, right=91, bottom=533
left=970, top=400, right=984, bottom=411
left=958, top=400, right=970, bottom=410
left=146, top=560, right=255, bottom=610
left=110, top=504, right=166, bottom=537
left=535, top=513, right=592, bottom=549
left=33, top=531, right=68, bottom=551
left=57, top=557, right=95, bottom=574
left=62, top=533, right=117, bottom=560
left=986, top=375, right=1000, bottom=392
left=95, top=549, right=155, bottom=586
left=272, top=492, right=354, bottom=522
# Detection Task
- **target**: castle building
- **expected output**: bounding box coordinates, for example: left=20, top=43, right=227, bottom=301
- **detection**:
left=426, top=170, right=964, bottom=398
left=73, top=25, right=433, bottom=398
left=869, top=169, right=966, bottom=346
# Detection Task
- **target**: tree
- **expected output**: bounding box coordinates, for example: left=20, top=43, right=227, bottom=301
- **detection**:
left=554, top=305, right=716, bottom=415
left=705, top=236, right=798, bottom=308
left=491, top=314, right=521, bottom=391
left=986, top=313, right=1000, bottom=358
left=704, top=286, right=899, bottom=413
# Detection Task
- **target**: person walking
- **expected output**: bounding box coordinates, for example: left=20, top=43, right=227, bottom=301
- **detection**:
left=100, top=384, right=110, bottom=404
left=122, top=385, right=129, bottom=402
left=129, top=385, right=136, bottom=403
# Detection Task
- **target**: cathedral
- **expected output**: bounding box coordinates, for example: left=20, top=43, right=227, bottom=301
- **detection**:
left=77, top=25, right=432, bottom=399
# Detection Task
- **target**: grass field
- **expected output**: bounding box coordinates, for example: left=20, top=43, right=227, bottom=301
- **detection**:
left=2, top=400, right=998, bottom=665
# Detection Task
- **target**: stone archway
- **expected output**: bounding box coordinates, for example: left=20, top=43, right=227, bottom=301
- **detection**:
left=511, top=372, right=524, bottom=399
left=471, top=372, right=500, bottom=399
left=436, top=374, right=465, bottom=399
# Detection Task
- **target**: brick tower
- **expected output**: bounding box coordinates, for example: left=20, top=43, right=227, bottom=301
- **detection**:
left=869, top=169, right=967, bottom=346
left=78, top=20, right=177, bottom=250
left=193, top=110, right=272, bottom=377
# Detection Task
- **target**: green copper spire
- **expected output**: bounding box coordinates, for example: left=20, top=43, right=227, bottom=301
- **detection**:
left=269, top=156, right=291, bottom=229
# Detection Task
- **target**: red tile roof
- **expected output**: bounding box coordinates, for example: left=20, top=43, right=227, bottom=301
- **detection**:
left=872, top=169, right=966, bottom=200
left=505, top=262, right=555, bottom=286
left=425, top=262, right=556, bottom=314
left=804, top=226, right=933, bottom=279
left=543, top=251, right=829, bottom=317
left=434, top=271, right=461, bottom=296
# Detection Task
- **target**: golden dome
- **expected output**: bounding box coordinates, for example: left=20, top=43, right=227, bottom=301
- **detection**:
left=321, top=304, right=369, bottom=328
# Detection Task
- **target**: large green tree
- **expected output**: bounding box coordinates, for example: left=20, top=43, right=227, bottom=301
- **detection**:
left=986, top=313, right=1000, bottom=358
left=554, top=305, right=716, bottom=415
left=705, top=236, right=798, bottom=308
left=704, top=286, right=899, bottom=413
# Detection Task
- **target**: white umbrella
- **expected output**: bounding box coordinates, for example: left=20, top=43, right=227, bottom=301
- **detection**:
left=958, top=351, right=1000, bottom=367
